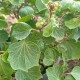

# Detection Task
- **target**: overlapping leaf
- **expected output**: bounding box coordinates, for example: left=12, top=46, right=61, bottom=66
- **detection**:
left=15, top=66, right=41, bottom=80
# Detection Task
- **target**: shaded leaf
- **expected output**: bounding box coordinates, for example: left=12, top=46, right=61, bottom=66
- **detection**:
left=0, top=20, right=8, bottom=30
left=0, top=55, right=13, bottom=76
left=0, top=30, right=8, bottom=43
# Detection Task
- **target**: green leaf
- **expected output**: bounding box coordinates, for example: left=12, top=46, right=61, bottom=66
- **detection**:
left=0, top=55, right=13, bottom=76
left=9, top=0, right=24, bottom=5
left=43, top=47, right=59, bottom=65
left=18, top=15, right=32, bottom=22
left=0, top=15, right=5, bottom=20
left=61, top=0, right=80, bottom=12
left=7, top=40, right=41, bottom=71
left=0, top=20, right=8, bottom=30
left=12, top=22, right=32, bottom=40
left=43, top=23, right=53, bottom=37
left=43, top=18, right=60, bottom=38
left=19, top=6, right=34, bottom=17
left=43, top=37, right=55, bottom=45
left=51, top=27, right=65, bottom=40
left=0, top=75, right=12, bottom=80
left=2, top=52, right=9, bottom=63
left=0, top=30, right=8, bottom=43
left=64, top=75, right=75, bottom=80
left=43, top=0, right=50, bottom=4
left=57, top=40, right=80, bottom=60
left=73, top=28, right=80, bottom=41
left=15, top=66, right=41, bottom=80
left=26, top=20, right=36, bottom=29
left=61, top=0, right=74, bottom=10
left=71, top=66, right=80, bottom=80
left=46, top=64, right=63, bottom=80
left=27, top=31, right=44, bottom=50
left=35, top=0, right=47, bottom=11
left=0, top=0, right=2, bottom=2
left=29, top=0, right=35, bottom=5
left=65, top=18, right=80, bottom=29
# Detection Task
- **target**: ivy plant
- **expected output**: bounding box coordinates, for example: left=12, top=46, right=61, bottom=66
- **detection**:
left=0, top=0, right=80, bottom=80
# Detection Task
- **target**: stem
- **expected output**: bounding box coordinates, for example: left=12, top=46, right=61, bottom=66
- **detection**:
left=13, top=3, right=24, bottom=19
left=17, top=3, right=24, bottom=13
left=0, top=51, right=4, bottom=54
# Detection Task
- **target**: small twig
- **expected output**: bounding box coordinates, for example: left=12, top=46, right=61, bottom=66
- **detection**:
left=49, top=3, right=54, bottom=18
left=13, top=3, right=24, bottom=19
left=17, top=3, right=24, bottom=13
left=13, top=10, right=19, bottom=19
